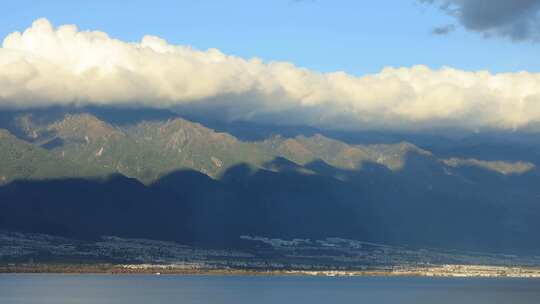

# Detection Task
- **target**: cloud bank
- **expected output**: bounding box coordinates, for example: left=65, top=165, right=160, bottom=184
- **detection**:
left=1, top=18, right=540, bottom=131
left=422, top=0, right=540, bottom=42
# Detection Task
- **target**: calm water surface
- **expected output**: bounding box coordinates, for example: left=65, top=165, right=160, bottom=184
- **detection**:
left=0, top=274, right=539, bottom=304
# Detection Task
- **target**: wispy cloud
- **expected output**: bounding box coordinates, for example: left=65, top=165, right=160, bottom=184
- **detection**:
left=431, top=24, right=455, bottom=35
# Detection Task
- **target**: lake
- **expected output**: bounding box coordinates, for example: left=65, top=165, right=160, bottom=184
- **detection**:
left=0, top=274, right=539, bottom=304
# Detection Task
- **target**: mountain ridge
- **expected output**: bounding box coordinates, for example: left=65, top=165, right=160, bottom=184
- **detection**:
left=3, top=110, right=533, bottom=184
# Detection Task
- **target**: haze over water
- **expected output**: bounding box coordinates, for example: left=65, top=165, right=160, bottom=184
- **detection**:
left=1, top=275, right=539, bottom=304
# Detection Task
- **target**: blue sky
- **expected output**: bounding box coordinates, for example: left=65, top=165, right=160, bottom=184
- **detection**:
left=1, top=0, right=538, bottom=76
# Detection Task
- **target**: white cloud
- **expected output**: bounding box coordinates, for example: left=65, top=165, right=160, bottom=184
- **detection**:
left=1, top=18, right=540, bottom=131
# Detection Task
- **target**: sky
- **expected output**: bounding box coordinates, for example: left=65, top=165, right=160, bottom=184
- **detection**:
left=1, top=0, right=540, bottom=132
left=1, top=0, right=538, bottom=75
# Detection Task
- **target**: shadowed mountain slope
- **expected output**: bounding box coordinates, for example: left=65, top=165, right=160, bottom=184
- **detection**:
left=1, top=161, right=539, bottom=254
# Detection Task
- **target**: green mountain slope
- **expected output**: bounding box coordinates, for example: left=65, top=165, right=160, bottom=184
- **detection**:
left=0, top=128, right=101, bottom=183
left=1, top=110, right=536, bottom=185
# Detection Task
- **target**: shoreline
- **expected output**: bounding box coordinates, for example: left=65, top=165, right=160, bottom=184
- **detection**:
left=2, top=264, right=540, bottom=279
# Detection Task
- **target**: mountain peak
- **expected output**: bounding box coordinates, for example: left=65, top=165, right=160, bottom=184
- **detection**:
left=50, top=113, right=122, bottom=141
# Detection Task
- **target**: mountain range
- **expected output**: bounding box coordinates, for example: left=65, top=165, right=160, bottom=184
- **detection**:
left=1, top=107, right=539, bottom=255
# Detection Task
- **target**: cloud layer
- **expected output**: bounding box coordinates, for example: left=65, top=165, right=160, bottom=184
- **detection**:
left=423, top=0, right=540, bottom=42
left=1, top=18, right=540, bottom=131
